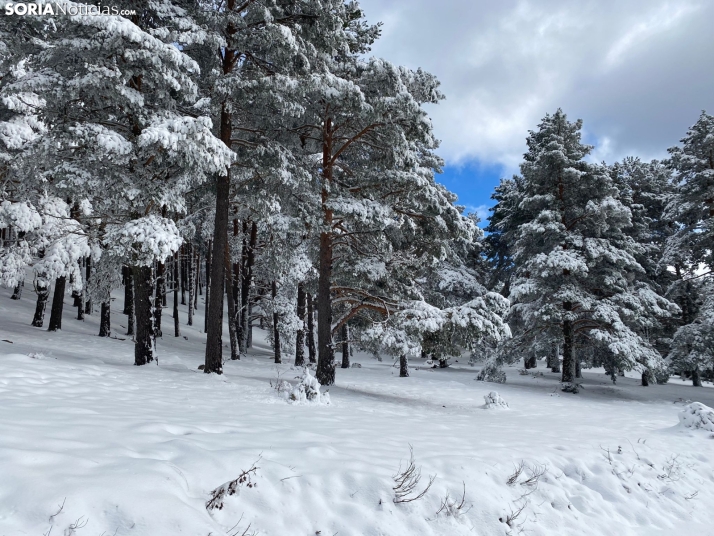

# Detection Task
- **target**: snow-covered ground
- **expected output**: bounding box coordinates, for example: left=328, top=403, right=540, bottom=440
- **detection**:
left=1, top=288, right=714, bottom=536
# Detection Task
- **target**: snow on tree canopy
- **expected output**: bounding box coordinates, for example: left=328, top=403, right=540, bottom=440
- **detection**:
left=106, top=215, right=182, bottom=266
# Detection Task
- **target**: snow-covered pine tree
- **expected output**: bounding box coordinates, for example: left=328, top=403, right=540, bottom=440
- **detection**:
left=508, top=109, right=669, bottom=390
left=9, top=4, right=233, bottom=364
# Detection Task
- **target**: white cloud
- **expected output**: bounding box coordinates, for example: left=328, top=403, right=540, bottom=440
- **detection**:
left=359, top=0, right=712, bottom=168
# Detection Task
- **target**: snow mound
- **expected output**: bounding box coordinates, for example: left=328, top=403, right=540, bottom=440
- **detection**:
left=284, top=368, right=330, bottom=406
left=678, top=402, right=714, bottom=433
left=484, top=391, right=508, bottom=409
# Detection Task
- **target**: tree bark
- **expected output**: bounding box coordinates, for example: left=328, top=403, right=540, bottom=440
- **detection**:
left=194, top=251, right=200, bottom=311
left=133, top=265, right=154, bottom=366
left=204, top=101, right=231, bottom=373
left=187, top=243, right=194, bottom=326
left=561, top=303, right=575, bottom=384
left=526, top=354, right=537, bottom=369
left=239, top=221, right=257, bottom=353
left=551, top=344, right=561, bottom=373
left=224, top=239, right=239, bottom=360
left=400, top=354, right=409, bottom=377
left=173, top=251, right=180, bottom=337
left=692, top=368, right=703, bottom=387
left=126, top=268, right=135, bottom=336
left=307, top=292, right=316, bottom=364
left=272, top=280, right=281, bottom=363
left=31, top=279, right=50, bottom=327
left=48, top=276, right=66, bottom=332
left=317, top=117, right=335, bottom=385
left=295, top=283, right=306, bottom=366
left=204, top=241, right=212, bottom=333
left=641, top=371, right=649, bottom=387
left=154, top=261, right=164, bottom=337
left=99, top=301, right=111, bottom=337
left=180, top=245, right=186, bottom=305
left=341, top=323, right=350, bottom=369
left=84, top=256, right=92, bottom=314
left=123, top=266, right=132, bottom=314
left=77, top=258, right=85, bottom=321
left=575, top=354, right=582, bottom=379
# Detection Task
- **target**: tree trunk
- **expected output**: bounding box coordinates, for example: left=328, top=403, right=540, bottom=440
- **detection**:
left=126, top=268, right=135, bottom=336
left=154, top=261, right=164, bottom=337
left=272, top=280, right=281, bottom=364
left=239, top=221, right=257, bottom=353
left=641, top=371, right=649, bottom=387
left=203, top=124, right=231, bottom=373
left=224, top=239, right=239, bottom=361
left=205, top=241, right=211, bottom=333
left=526, top=354, right=537, bottom=369
left=99, top=301, right=111, bottom=337
left=133, top=265, right=154, bottom=366
left=31, top=279, right=50, bottom=327
left=561, top=305, right=575, bottom=384
left=295, top=283, right=306, bottom=367
left=123, top=266, right=132, bottom=314
left=575, top=354, right=582, bottom=379
left=400, top=354, right=409, bottom=377
left=317, top=228, right=335, bottom=385
left=173, top=250, right=180, bottom=337
left=77, top=258, right=85, bottom=321
left=194, top=251, right=200, bottom=311
left=307, top=292, right=316, bottom=363
left=692, top=368, right=703, bottom=387
left=187, top=243, right=194, bottom=326
left=341, top=323, right=350, bottom=369
left=180, top=245, right=187, bottom=305
left=11, top=279, right=24, bottom=300
left=48, top=276, right=66, bottom=332
left=84, top=256, right=92, bottom=314
left=551, top=344, right=561, bottom=373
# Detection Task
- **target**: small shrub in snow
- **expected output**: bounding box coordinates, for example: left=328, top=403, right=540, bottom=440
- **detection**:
left=206, top=458, right=260, bottom=511
left=678, top=402, right=714, bottom=433
left=351, top=363, right=362, bottom=368
left=476, top=363, right=506, bottom=383
left=283, top=368, right=330, bottom=405
left=392, top=446, right=435, bottom=503
left=484, top=391, right=509, bottom=409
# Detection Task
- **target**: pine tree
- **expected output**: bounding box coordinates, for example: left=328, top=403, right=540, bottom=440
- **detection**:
left=508, top=110, right=669, bottom=390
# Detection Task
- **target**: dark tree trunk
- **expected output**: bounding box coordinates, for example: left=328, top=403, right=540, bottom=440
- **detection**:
left=204, top=120, right=231, bottom=373
left=205, top=241, right=212, bottom=333
left=84, top=256, right=92, bottom=314
left=341, top=323, right=350, bottom=369
left=173, top=251, right=180, bottom=337
left=641, top=371, right=649, bottom=387
left=154, top=261, right=164, bottom=337
left=400, top=355, right=409, bottom=377
left=317, top=229, right=335, bottom=385
left=76, top=258, right=85, bottom=321
left=307, top=292, right=316, bottom=363
left=575, top=354, right=582, bottom=379
left=31, top=279, right=50, bottom=327
left=180, top=245, right=187, bottom=305
left=11, top=280, right=24, bottom=300
left=526, top=354, right=537, bottom=369
left=194, top=251, right=199, bottom=311
left=126, top=268, right=135, bottom=336
left=187, top=243, right=194, bottom=326
left=239, top=221, right=257, bottom=353
left=561, top=304, right=575, bottom=384
left=123, top=266, right=131, bottom=314
left=551, top=344, right=561, bottom=373
left=99, top=301, right=111, bottom=337
left=48, top=276, right=66, bottom=332
left=272, top=280, right=281, bottom=364
left=295, top=283, right=306, bottom=366
left=224, top=240, right=239, bottom=360
left=692, top=368, right=703, bottom=387
left=133, top=265, right=154, bottom=366
left=247, top=300, right=253, bottom=348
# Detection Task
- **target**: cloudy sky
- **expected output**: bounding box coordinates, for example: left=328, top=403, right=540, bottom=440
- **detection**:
left=357, top=0, right=714, bottom=222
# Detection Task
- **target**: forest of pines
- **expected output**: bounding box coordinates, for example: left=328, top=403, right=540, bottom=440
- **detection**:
left=1, top=2, right=713, bottom=391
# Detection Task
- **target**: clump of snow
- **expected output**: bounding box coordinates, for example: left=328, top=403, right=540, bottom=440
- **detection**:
left=678, top=402, right=714, bottom=433
left=484, top=391, right=508, bottom=409
left=284, top=368, right=330, bottom=406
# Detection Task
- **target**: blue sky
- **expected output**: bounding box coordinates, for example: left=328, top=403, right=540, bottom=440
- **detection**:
left=357, top=0, right=714, bottom=228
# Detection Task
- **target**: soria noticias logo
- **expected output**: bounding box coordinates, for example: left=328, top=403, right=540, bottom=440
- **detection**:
left=4, top=2, right=136, bottom=15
